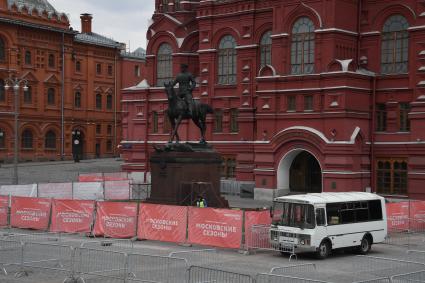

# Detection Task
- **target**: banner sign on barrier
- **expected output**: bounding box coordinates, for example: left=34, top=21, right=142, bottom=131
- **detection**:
left=38, top=183, right=73, bottom=199
left=244, top=210, right=272, bottom=247
left=93, top=202, right=138, bottom=238
left=10, top=196, right=51, bottom=230
left=50, top=200, right=95, bottom=233
left=78, top=173, right=104, bottom=182
left=0, top=184, right=37, bottom=197
left=0, top=196, right=8, bottom=227
left=138, top=204, right=187, bottom=243
left=188, top=208, right=243, bottom=249
left=103, top=172, right=129, bottom=181
left=72, top=182, right=104, bottom=200
left=104, top=181, right=131, bottom=200
left=386, top=202, right=409, bottom=231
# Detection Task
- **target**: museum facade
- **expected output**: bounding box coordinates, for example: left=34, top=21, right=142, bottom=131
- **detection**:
left=121, top=0, right=425, bottom=200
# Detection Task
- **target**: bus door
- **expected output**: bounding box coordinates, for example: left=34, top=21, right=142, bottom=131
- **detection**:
left=315, top=206, right=327, bottom=246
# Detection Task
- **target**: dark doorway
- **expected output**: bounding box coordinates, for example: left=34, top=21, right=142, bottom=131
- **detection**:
left=95, top=143, right=100, bottom=158
left=289, top=151, right=322, bottom=193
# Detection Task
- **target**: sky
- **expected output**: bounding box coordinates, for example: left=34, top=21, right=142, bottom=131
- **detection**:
left=49, top=0, right=155, bottom=52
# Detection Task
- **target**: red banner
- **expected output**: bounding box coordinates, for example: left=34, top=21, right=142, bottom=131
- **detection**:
left=10, top=197, right=51, bottom=230
left=386, top=202, right=409, bottom=231
left=50, top=200, right=95, bottom=233
left=93, top=202, right=138, bottom=238
left=188, top=208, right=243, bottom=249
left=78, top=173, right=104, bottom=182
left=244, top=210, right=272, bottom=247
left=138, top=204, right=187, bottom=243
left=0, top=196, right=8, bottom=227
left=103, top=172, right=129, bottom=181
left=104, top=181, right=131, bottom=200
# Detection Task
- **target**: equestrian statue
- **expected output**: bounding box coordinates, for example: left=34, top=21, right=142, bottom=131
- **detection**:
left=164, top=64, right=213, bottom=144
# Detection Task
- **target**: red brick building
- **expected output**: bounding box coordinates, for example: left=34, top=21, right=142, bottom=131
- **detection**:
left=122, top=0, right=425, bottom=200
left=0, top=0, right=145, bottom=163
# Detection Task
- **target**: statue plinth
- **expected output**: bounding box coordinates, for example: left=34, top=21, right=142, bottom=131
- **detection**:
left=148, top=143, right=229, bottom=208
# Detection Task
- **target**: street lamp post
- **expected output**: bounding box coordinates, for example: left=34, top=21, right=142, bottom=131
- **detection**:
left=4, top=77, right=28, bottom=185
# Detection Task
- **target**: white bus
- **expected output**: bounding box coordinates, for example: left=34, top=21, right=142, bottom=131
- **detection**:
left=270, top=192, right=387, bottom=259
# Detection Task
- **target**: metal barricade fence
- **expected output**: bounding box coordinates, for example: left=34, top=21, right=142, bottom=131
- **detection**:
left=352, top=278, right=392, bottom=283
left=81, top=238, right=136, bottom=252
left=127, top=253, right=188, bottom=283
left=256, top=273, right=332, bottom=283
left=270, top=263, right=317, bottom=275
left=0, top=239, right=23, bottom=275
left=390, top=270, right=425, bottom=282
left=168, top=249, right=220, bottom=267
left=188, top=265, right=255, bottom=283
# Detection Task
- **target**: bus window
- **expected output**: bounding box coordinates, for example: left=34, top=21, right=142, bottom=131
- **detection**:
left=316, top=208, right=326, bottom=226
left=326, top=203, right=341, bottom=225
left=369, top=200, right=383, bottom=221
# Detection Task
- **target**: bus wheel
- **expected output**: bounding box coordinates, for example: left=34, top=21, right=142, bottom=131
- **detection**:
left=358, top=236, right=372, bottom=254
left=316, top=240, right=331, bottom=259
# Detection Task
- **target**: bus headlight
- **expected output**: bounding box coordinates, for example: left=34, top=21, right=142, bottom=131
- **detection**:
left=300, top=239, right=305, bottom=245
left=298, top=235, right=310, bottom=245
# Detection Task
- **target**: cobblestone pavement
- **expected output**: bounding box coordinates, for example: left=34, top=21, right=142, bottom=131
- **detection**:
left=0, top=158, right=122, bottom=185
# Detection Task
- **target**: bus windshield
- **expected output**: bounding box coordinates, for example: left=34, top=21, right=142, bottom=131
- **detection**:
left=272, top=202, right=315, bottom=229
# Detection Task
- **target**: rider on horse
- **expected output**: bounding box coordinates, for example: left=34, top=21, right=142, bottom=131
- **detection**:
left=172, top=64, right=196, bottom=116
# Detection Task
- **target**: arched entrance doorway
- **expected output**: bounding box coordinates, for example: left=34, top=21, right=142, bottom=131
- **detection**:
left=289, top=151, right=322, bottom=193
left=277, top=149, right=322, bottom=194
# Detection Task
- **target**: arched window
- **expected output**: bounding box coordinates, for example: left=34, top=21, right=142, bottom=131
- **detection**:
left=218, top=35, right=237, bottom=85
left=381, top=15, right=409, bottom=74
left=48, top=54, right=55, bottom=68
left=0, top=38, right=5, bottom=62
left=260, top=31, right=272, bottom=68
left=96, top=93, right=102, bottom=110
left=21, top=129, right=33, bottom=149
left=45, top=130, right=56, bottom=149
left=106, top=94, right=113, bottom=110
left=156, top=43, right=173, bottom=86
left=0, top=129, right=5, bottom=149
left=74, top=91, right=81, bottom=108
left=76, top=61, right=81, bottom=72
left=0, top=80, right=5, bottom=102
left=47, top=88, right=55, bottom=105
left=24, top=86, right=32, bottom=104
left=291, top=17, right=315, bottom=75
left=25, top=50, right=32, bottom=65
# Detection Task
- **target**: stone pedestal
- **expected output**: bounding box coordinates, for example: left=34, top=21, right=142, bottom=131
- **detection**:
left=148, top=143, right=229, bottom=208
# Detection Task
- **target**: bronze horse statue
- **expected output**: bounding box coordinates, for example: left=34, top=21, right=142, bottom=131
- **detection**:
left=164, top=82, right=213, bottom=144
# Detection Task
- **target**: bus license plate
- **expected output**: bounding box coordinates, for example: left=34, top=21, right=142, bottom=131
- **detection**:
left=279, top=236, right=298, bottom=244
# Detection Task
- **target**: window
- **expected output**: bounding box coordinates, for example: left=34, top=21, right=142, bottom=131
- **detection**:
left=221, top=156, right=236, bottom=179
left=48, top=54, right=55, bottom=68
left=230, top=108, right=238, bottom=133
left=287, top=96, right=296, bottom=111
left=135, top=65, right=141, bottom=77
left=76, top=61, right=81, bottom=72
left=45, top=130, right=56, bottom=149
left=260, top=31, right=272, bottom=68
left=108, top=65, right=113, bottom=76
left=47, top=88, right=55, bottom=105
left=0, top=37, right=5, bottom=61
left=0, top=80, right=5, bottom=102
left=152, top=111, right=158, bottom=133
left=304, top=95, right=313, bottom=111
left=25, top=50, right=32, bottom=65
left=96, top=124, right=101, bottom=135
left=74, top=91, right=81, bottom=108
left=218, top=35, right=237, bottom=85
left=377, top=159, right=408, bottom=195
left=162, top=0, right=168, bottom=12
left=107, top=125, right=112, bottom=135
left=376, top=104, right=387, bottom=132
left=272, top=202, right=315, bottom=229
left=24, top=86, right=32, bottom=104
left=381, top=15, right=409, bottom=74
left=156, top=43, right=173, bottom=86
left=213, top=110, right=223, bottom=133
left=0, top=129, right=5, bottom=149
left=175, top=0, right=180, bottom=10
left=96, top=63, right=102, bottom=74
left=163, top=115, right=171, bottom=133
left=291, top=17, right=315, bottom=74
left=21, top=129, right=33, bottom=149
left=106, top=94, right=113, bottom=110
left=316, top=208, right=326, bottom=226
left=95, top=93, right=102, bottom=110
left=106, top=140, right=112, bottom=152
left=399, top=103, right=411, bottom=132
left=326, top=200, right=383, bottom=226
